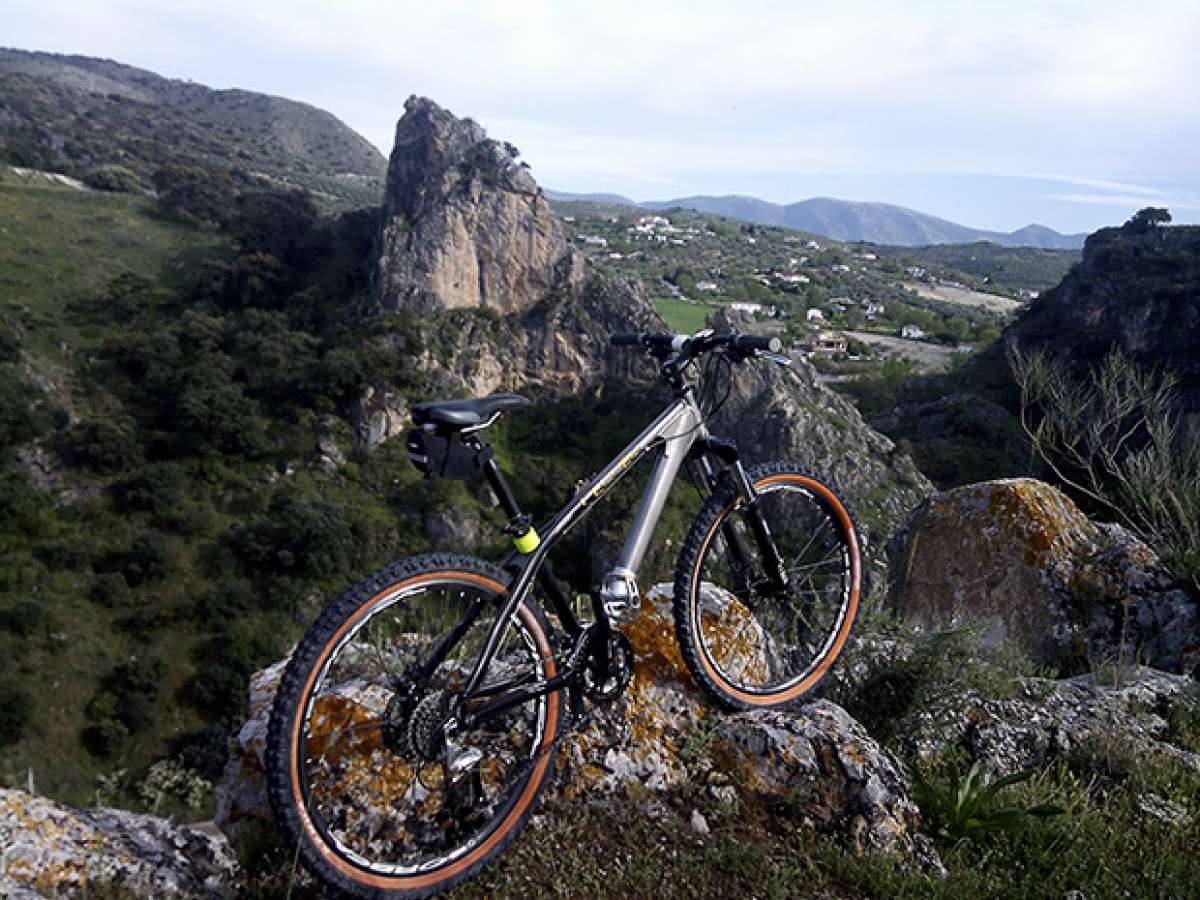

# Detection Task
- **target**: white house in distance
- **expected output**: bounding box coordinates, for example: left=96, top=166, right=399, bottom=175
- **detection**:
left=901, top=324, right=925, bottom=340
left=581, top=235, right=607, bottom=248
left=729, top=302, right=763, bottom=314
left=695, top=280, right=719, bottom=293
left=806, top=308, right=825, bottom=323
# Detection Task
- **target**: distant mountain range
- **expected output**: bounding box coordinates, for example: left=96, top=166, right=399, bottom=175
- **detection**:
left=545, top=189, right=1086, bottom=250
left=0, top=48, right=387, bottom=210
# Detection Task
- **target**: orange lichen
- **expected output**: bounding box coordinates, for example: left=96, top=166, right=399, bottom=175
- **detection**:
left=621, top=601, right=688, bottom=683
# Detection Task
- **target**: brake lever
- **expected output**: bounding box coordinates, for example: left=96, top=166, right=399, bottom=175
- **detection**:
left=757, top=350, right=793, bottom=367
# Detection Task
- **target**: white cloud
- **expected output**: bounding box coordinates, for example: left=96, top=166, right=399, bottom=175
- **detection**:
left=3, top=0, right=1199, bottom=230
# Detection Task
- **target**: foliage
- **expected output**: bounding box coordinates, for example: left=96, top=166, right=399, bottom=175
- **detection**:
left=83, top=165, right=144, bottom=194
left=909, top=755, right=1063, bottom=843
left=1011, top=345, right=1200, bottom=587
left=137, top=757, right=213, bottom=812
left=0, top=682, right=32, bottom=747
left=1123, top=207, right=1172, bottom=233
left=152, top=165, right=238, bottom=229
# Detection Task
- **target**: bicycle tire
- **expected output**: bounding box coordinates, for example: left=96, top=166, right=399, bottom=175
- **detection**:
left=673, top=462, right=862, bottom=710
left=266, top=553, right=563, bottom=899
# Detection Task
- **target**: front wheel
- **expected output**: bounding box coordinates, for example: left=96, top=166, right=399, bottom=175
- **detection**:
left=673, top=462, right=862, bottom=710
left=265, top=554, right=562, bottom=899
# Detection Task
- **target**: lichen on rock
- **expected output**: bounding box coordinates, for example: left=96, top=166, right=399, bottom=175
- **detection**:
left=0, top=789, right=236, bottom=898
left=889, top=478, right=1200, bottom=673
left=215, top=584, right=940, bottom=869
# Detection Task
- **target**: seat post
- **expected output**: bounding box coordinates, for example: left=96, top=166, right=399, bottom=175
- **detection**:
left=480, top=454, right=522, bottom=520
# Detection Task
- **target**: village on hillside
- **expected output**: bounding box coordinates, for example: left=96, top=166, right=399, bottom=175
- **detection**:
left=552, top=201, right=1070, bottom=381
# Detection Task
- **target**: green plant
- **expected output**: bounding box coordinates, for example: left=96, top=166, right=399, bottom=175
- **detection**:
left=137, top=757, right=212, bottom=812
left=909, top=755, right=1064, bottom=843
left=1011, top=345, right=1200, bottom=588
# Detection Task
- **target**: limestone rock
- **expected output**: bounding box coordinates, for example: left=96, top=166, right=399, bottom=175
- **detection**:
left=422, top=507, right=481, bottom=551
left=888, top=478, right=1200, bottom=672
left=216, top=585, right=938, bottom=867
left=351, top=385, right=408, bottom=452
left=0, top=789, right=236, bottom=897
left=714, top=704, right=942, bottom=869
left=900, top=666, right=1200, bottom=775
left=375, top=96, right=585, bottom=316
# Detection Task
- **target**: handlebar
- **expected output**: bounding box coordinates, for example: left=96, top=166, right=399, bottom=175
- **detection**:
left=610, top=329, right=787, bottom=386
left=610, top=331, right=782, bottom=355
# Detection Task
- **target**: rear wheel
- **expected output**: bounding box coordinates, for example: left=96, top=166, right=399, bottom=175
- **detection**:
left=673, top=462, right=862, bottom=709
left=266, top=554, right=562, bottom=899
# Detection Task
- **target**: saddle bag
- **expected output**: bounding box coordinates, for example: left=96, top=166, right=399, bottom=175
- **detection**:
left=405, top=429, right=488, bottom=480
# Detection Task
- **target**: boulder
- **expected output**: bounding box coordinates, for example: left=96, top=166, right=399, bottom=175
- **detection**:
left=900, top=666, right=1200, bottom=776
left=888, top=478, right=1200, bottom=673
left=0, top=789, right=236, bottom=897
left=216, top=584, right=939, bottom=868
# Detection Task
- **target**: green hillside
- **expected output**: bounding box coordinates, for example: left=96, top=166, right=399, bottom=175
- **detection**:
left=0, top=49, right=387, bottom=212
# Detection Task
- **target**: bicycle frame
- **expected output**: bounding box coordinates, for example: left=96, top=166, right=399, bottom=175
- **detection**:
left=411, top=383, right=785, bottom=730
left=456, top=387, right=707, bottom=709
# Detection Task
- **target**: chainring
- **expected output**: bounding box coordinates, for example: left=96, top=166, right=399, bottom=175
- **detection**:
left=584, top=631, right=635, bottom=703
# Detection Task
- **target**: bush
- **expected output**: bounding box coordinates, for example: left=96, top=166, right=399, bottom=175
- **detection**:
left=0, top=683, right=33, bottom=747
left=83, top=165, right=144, bottom=194
left=0, top=598, right=48, bottom=637
left=231, top=489, right=368, bottom=582
left=0, top=363, right=47, bottom=450
left=62, top=418, right=144, bottom=473
left=90, top=572, right=131, bottom=608
left=115, top=462, right=188, bottom=518
left=122, top=532, right=176, bottom=585
left=151, top=165, right=237, bottom=229
left=1012, top=346, right=1200, bottom=588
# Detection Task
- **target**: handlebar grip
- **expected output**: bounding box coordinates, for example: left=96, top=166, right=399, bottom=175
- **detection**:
left=610, top=333, right=643, bottom=346
left=733, top=334, right=783, bottom=354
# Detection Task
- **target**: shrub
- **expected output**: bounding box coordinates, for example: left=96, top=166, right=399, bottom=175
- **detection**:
left=83, top=164, right=143, bottom=194
left=0, top=683, right=33, bottom=747
left=115, top=462, right=188, bottom=518
left=0, top=597, right=47, bottom=637
left=1011, top=346, right=1200, bottom=588
left=62, top=418, right=144, bottom=473
left=151, top=164, right=237, bottom=229
left=90, top=572, right=131, bottom=608
left=121, top=532, right=175, bottom=585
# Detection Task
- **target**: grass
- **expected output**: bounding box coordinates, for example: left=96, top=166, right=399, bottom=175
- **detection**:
left=653, top=298, right=716, bottom=334
left=0, top=178, right=227, bottom=356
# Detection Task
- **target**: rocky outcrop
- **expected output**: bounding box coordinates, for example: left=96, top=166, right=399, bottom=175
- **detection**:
left=216, top=585, right=940, bottom=868
left=375, top=96, right=585, bottom=315
left=1007, top=218, right=1200, bottom=416
left=708, top=309, right=931, bottom=553
left=0, top=789, right=236, bottom=897
left=900, top=667, right=1200, bottom=776
left=889, top=478, right=1200, bottom=673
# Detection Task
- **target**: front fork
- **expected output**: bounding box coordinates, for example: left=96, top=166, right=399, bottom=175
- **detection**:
left=694, top=439, right=790, bottom=594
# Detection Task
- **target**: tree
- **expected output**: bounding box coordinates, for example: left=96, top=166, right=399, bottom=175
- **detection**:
left=1123, top=207, right=1171, bottom=232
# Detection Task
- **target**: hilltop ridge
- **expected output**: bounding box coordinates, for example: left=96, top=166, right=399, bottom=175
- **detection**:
left=547, top=188, right=1085, bottom=249
left=0, top=48, right=386, bottom=210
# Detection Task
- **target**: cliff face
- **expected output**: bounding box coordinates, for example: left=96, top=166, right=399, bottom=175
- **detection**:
left=375, top=96, right=586, bottom=314
left=1008, top=220, right=1200, bottom=413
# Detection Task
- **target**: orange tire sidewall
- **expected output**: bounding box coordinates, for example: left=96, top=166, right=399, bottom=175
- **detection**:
left=690, top=474, right=861, bottom=705
left=289, top=571, right=560, bottom=890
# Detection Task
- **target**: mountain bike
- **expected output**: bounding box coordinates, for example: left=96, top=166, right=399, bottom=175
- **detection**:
left=265, top=328, right=863, bottom=898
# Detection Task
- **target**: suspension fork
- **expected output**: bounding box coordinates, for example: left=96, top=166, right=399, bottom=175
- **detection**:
left=696, top=438, right=789, bottom=592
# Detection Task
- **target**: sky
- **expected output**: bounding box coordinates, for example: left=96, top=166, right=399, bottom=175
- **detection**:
left=5, top=0, right=1200, bottom=234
